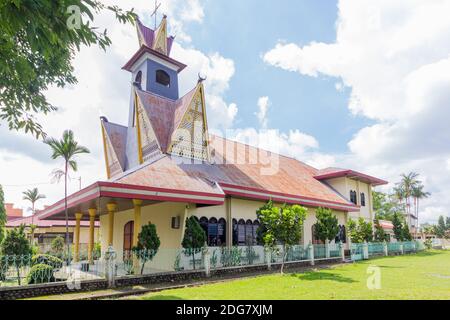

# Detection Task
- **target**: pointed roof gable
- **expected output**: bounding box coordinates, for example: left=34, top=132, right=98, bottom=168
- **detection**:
left=135, top=85, right=199, bottom=153
left=136, top=17, right=175, bottom=56
left=102, top=120, right=128, bottom=170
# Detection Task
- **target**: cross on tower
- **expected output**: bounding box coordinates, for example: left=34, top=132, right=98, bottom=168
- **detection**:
left=151, top=0, right=161, bottom=30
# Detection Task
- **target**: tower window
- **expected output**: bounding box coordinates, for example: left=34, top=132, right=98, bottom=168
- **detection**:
left=134, top=71, right=142, bottom=89
left=156, top=69, right=170, bottom=87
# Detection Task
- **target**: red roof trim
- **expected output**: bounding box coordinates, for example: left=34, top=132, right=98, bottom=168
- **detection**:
left=219, top=182, right=359, bottom=212
left=314, top=170, right=388, bottom=186
left=122, top=45, right=187, bottom=73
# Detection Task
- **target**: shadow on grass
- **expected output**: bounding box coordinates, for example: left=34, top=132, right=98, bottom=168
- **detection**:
left=291, top=271, right=356, bottom=283
left=143, top=295, right=185, bottom=300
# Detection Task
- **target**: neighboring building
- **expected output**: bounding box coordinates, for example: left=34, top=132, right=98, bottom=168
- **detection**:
left=5, top=203, right=24, bottom=221
left=5, top=204, right=99, bottom=250
left=37, top=15, right=387, bottom=269
left=378, top=220, right=395, bottom=242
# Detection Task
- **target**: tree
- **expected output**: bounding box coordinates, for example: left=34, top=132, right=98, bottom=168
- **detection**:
left=392, top=212, right=405, bottom=241
left=314, top=207, right=339, bottom=243
left=402, top=223, right=412, bottom=241
left=348, top=218, right=373, bottom=243
left=435, top=216, right=447, bottom=238
left=0, top=184, right=6, bottom=243
left=374, top=219, right=388, bottom=242
left=133, top=223, right=160, bottom=275
left=257, top=201, right=307, bottom=274
left=50, top=236, right=65, bottom=258
left=0, top=1, right=136, bottom=138
left=0, top=225, right=32, bottom=285
left=22, top=187, right=45, bottom=242
left=411, top=183, right=430, bottom=237
left=373, top=191, right=403, bottom=221
left=397, top=172, right=420, bottom=227
left=181, top=216, right=206, bottom=270
left=44, top=130, right=90, bottom=261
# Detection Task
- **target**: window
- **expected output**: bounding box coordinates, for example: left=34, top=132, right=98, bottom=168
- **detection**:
left=350, top=190, right=357, bottom=205
left=156, top=69, right=170, bottom=87
left=198, top=216, right=227, bottom=247
left=134, top=71, right=142, bottom=88
left=123, top=221, right=134, bottom=258
left=335, top=225, right=347, bottom=243
left=360, top=192, right=366, bottom=206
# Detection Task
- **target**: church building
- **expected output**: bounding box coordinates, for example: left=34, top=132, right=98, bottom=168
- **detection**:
left=38, top=15, right=387, bottom=269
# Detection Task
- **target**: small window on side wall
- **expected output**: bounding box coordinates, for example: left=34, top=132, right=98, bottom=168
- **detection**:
left=156, top=69, right=170, bottom=87
left=361, top=192, right=366, bottom=206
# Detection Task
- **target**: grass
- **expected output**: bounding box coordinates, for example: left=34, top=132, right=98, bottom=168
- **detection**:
left=130, top=250, right=450, bottom=300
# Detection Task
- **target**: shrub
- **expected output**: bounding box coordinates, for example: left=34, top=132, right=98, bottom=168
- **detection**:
left=50, top=236, right=65, bottom=258
left=26, top=263, right=55, bottom=284
left=424, top=239, right=433, bottom=250
left=31, top=254, right=63, bottom=270
left=0, top=256, right=5, bottom=281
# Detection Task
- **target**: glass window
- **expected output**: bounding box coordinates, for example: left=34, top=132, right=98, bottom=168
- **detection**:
left=237, top=219, right=246, bottom=245
left=361, top=193, right=366, bottom=206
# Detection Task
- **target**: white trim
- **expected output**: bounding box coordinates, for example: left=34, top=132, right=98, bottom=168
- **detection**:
left=221, top=186, right=356, bottom=211
left=130, top=52, right=180, bottom=73
left=99, top=186, right=224, bottom=203
left=38, top=187, right=99, bottom=217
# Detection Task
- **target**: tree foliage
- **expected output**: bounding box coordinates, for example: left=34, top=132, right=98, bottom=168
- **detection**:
left=314, top=207, right=339, bottom=243
left=0, top=225, right=32, bottom=285
left=181, top=216, right=207, bottom=270
left=392, top=212, right=405, bottom=241
left=0, top=184, right=5, bottom=243
left=0, top=0, right=136, bottom=138
left=348, top=218, right=373, bottom=243
left=374, top=219, right=389, bottom=242
left=133, top=223, right=160, bottom=275
left=257, top=201, right=307, bottom=273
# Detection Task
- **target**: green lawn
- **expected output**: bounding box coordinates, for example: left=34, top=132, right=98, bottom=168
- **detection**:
left=133, top=250, right=450, bottom=300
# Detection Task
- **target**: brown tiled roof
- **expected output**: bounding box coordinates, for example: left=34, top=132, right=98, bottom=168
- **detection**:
left=315, top=167, right=388, bottom=186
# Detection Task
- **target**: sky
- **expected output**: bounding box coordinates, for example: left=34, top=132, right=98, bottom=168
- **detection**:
left=1, top=0, right=449, bottom=224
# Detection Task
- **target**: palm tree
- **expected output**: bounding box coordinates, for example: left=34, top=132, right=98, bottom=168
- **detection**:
left=411, top=184, right=430, bottom=238
left=22, top=188, right=46, bottom=243
left=397, top=172, right=420, bottom=228
left=44, top=130, right=90, bottom=261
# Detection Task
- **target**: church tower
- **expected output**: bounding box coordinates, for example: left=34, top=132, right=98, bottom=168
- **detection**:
left=100, top=14, right=211, bottom=180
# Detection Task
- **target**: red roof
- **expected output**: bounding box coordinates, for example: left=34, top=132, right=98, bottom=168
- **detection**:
left=314, top=167, right=388, bottom=186
left=378, top=220, right=394, bottom=230
left=6, top=214, right=99, bottom=228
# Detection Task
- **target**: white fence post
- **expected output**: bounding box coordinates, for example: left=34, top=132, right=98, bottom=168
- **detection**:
left=265, top=247, right=272, bottom=271
left=325, top=240, right=330, bottom=259
left=399, top=242, right=404, bottom=255
left=309, top=242, right=315, bottom=266
left=104, top=246, right=116, bottom=288
left=363, top=241, right=369, bottom=260
left=203, top=248, right=211, bottom=277
left=340, top=242, right=345, bottom=262
left=383, top=241, right=388, bottom=256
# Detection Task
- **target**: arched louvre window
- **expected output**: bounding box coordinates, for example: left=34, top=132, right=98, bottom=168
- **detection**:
left=349, top=190, right=357, bottom=205
left=134, top=71, right=142, bottom=88
left=208, top=217, right=218, bottom=247
left=237, top=219, right=246, bottom=245
left=218, top=218, right=226, bottom=246
left=232, top=219, right=238, bottom=246
left=199, top=217, right=208, bottom=242
left=360, top=193, right=366, bottom=206
left=334, top=225, right=347, bottom=243
left=156, top=69, right=170, bottom=87
left=253, top=220, right=260, bottom=246
left=245, top=220, right=253, bottom=245
left=123, top=221, right=134, bottom=259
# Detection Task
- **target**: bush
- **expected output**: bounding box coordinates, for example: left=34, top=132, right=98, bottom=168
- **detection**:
left=26, top=263, right=55, bottom=284
left=50, top=236, right=65, bottom=258
left=424, top=239, right=433, bottom=250
left=0, top=256, right=5, bottom=281
left=31, top=254, right=63, bottom=270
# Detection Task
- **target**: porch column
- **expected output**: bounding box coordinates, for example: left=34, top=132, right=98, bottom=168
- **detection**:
left=132, top=199, right=143, bottom=246
left=88, top=208, right=97, bottom=264
left=107, top=203, right=118, bottom=247
left=74, top=213, right=83, bottom=262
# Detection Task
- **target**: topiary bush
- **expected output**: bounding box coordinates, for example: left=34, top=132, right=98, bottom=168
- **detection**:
left=26, top=263, right=55, bottom=284
left=31, top=254, right=63, bottom=270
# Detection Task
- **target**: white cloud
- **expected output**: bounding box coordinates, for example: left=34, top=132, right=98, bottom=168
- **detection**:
left=264, top=0, right=450, bottom=223
left=255, top=96, right=270, bottom=128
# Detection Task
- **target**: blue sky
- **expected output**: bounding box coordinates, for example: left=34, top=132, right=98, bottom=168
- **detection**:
left=178, top=0, right=372, bottom=153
